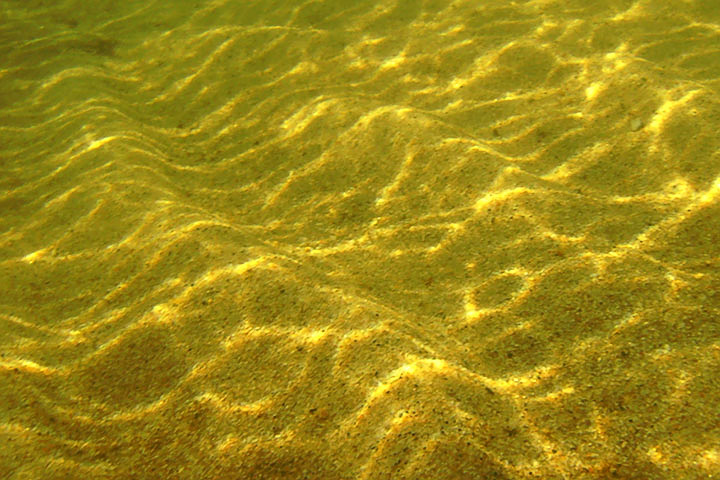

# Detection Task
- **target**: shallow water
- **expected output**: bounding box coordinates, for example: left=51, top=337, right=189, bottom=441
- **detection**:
left=1, top=1, right=719, bottom=478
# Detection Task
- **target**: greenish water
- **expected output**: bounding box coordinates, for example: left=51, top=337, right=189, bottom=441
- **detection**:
left=1, top=1, right=719, bottom=479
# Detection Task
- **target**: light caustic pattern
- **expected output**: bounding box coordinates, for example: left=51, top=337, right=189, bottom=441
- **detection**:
left=1, top=0, right=719, bottom=479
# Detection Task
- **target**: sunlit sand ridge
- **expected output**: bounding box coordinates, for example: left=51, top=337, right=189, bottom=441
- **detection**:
left=1, top=0, right=719, bottom=478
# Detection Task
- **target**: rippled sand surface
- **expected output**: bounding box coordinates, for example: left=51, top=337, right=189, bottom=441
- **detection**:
left=2, top=1, right=720, bottom=478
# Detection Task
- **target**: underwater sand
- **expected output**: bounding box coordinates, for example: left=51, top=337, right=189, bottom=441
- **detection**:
left=1, top=1, right=720, bottom=479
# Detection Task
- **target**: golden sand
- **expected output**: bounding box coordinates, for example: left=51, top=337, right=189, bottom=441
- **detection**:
left=1, top=1, right=719, bottom=479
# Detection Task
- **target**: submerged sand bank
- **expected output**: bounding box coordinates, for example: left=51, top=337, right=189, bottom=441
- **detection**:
left=1, top=1, right=719, bottom=478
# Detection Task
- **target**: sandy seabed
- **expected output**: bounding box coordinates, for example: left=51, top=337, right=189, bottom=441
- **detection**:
left=1, top=1, right=719, bottom=479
